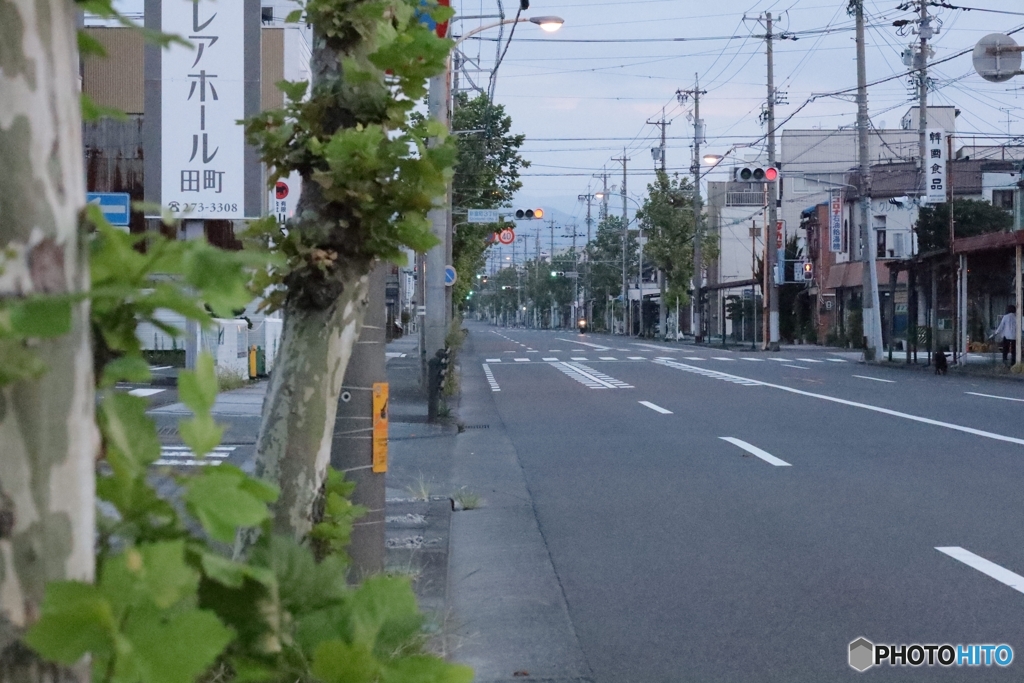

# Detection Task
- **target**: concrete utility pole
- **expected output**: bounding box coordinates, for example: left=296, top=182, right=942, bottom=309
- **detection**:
left=422, top=72, right=448, bottom=379
left=679, top=75, right=706, bottom=341
left=579, top=193, right=594, bottom=327
left=855, top=0, right=884, bottom=358
left=597, top=167, right=610, bottom=220
left=647, top=109, right=670, bottom=172
left=331, top=262, right=387, bottom=578
left=764, top=12, right=780, bottom=351
left=614, top=150, right=630, bottom=335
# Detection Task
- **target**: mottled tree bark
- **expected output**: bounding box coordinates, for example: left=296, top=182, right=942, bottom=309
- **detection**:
left=0, top=1, right=98, bottom=681
left=254, top=273, right=369, bottom=539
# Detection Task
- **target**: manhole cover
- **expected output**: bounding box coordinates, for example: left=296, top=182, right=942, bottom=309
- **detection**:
left=463, top=424, right=490, bottom=429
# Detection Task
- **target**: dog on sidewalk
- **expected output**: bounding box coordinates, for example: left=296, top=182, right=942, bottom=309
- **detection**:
left=934, top=351, right=948, bottom=375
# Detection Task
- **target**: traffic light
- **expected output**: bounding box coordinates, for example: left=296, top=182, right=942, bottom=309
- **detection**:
left=550, top=270, right=564, bottom=277
left=513, top=208, right=545, bottom=220
left=481, top=275, right=488, bottom=284
left=802, top=260, right=814, bottom=281
left=734, top=166, right=779, bottom=182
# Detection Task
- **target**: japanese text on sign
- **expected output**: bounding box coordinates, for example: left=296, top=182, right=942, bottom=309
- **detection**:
left=924, top=128, right=946, bottom=205
left=162, top=0, right=245, bottom=219
left=829, top=190, right=843, bottom=252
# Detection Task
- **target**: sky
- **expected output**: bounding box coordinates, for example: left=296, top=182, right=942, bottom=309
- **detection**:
left=99, top=0, right=1024, bottom=251
left=451, top=0, right=1024, bottom=246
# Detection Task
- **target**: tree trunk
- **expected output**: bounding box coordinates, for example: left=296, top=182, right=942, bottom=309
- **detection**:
left=0, top=1, right=97, bottom=679
left=253, top=273, right=369, bottom=539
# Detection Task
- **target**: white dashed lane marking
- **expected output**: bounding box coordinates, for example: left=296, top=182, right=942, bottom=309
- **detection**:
left=782, top=364, right=808, bottom=370
left=485, top=358, right=501, bottom=363
left=514, top=358, right=530, bottom=362
left=854, top=375, right=895, bottom=383
left=599, top=356, right=617, bottom=361
left=571, top=356, right=588, bottom=361
left=542, top=357, right=559, bottom=361
left=720, top=437, right=792, bottom=467
left=966, top=391, right=1024, bottom=403
left=482, top=364, right=500, bottom=392
left=796, top=358, right=824, bottom=363
left=936, top=547, right=1024, bottom=595
left=639, top=401, right=672, bottom=414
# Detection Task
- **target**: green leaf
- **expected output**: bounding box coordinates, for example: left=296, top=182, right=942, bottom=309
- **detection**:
left=381, top=656, right=474, bottom=683
left=120, top=604, right=233, bottom=683
left=200, top=550, right=275, bottom=589
left=312, top=639, right=379, bottom=683
left=285, top=8, right=303, bottom=23
left=82, top=92, right=128, bottom=122
left=7, top=295, right=73, bottom=338
left=178, top=413, right=224, bottom=459
left=24, top=582, right=115, bottom=665
left=349, top=576, right=422, bottom=652
left=101, top=355, right=152, bottom=388
left=78, top=29, right=107, bottom=57
left=184, top=467, right=272, bottom=543
left=177, top=352, right=218, bottom=415
left=0, top=339, right=47, bottom=386
left=99, top=391, right=161, bottom=469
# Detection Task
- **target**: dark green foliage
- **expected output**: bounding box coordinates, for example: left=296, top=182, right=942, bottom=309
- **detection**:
left=450, top=94, right=529, bottom=307
left=915, top=198, right=1013, bottom=253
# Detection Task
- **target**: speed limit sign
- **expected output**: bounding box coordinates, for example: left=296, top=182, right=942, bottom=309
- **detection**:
left=498, top=228, right=515, bottom=245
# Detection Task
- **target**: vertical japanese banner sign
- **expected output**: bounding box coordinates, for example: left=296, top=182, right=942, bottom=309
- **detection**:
left=829, top=190, right=843, bottom=252
left=925, top=128, right=947, bottom=205
left=162, top=1, right=245, bottom=219
left=372, top=383, right=389, bottom=473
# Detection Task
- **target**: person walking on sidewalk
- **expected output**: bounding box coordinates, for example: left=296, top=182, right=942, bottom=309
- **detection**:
left=990, top=304, right=1019, bottom=366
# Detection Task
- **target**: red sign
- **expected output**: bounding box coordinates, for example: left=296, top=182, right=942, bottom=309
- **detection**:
left=498, top=228, right=515, bottom=245
left=775, top=220, right=784, bottom=247
left=275, top=181, right=289, bottom=200
left=436, top=0, right=450, bottom=38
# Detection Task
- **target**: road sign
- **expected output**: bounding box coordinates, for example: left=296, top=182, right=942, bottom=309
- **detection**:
left=86, top=192, right=131, bottom=226
left=973, top=33, right=1022, bottom=83
left=498, top=228, right=515, bottom=245
left=444, top=265, right=457, bottom=287
left=468, top=208, right=500, bottom=223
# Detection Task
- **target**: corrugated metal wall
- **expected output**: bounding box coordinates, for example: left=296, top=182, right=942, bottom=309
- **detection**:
left=262, top=28, right=285, bottom=111
left=83, top=28, right=144, bottom=114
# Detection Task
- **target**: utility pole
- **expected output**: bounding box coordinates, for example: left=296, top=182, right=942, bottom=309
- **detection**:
left=613, top=150, right=630, bottom=335
left=647, top=109, right=670, bottom=172
left=855, top=0, right=884, bottom=358
left=597, top=167, right=610, bottom=220
left=578, top=193, right=595, bottom=327
left=678, top=75, right=706, bottom=342
left=764, top=12, right=780, bottom=351
left=422, top=72, right=448, bottom=380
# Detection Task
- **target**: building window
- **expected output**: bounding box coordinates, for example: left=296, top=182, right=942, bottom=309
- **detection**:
left=993, top=189, right=1014, bottom=211
left=877, top=229, right=887, bottom=259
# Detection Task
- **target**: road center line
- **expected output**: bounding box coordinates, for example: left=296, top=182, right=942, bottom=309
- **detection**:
left=966, top=391, right=1024, bottom=403
left=639, top=401, right=672, bottom=414
left=556, top=337, right=610, bottom=350
left=720, top=437, right=791, bottom=466
left=658, top=360, right=1024, bottom=447
left=854, top=375, right=895, bottom=383
left=936, top=547, right=1024, bottom=594
left=782, top=364, right=807, bottom=370
left=631, top=342, right=679, bottom=352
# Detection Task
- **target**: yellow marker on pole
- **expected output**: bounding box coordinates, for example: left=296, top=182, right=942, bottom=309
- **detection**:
left=372, top=382, right=388, bottom=472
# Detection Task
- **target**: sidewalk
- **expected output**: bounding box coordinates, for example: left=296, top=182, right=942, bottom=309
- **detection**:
left=385, top=332, right=593, bottom=683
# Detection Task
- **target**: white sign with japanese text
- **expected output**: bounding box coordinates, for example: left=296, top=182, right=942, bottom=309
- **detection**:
left=924, top=128, right=946, bottom=205
left=162, top=0, right=245, bottom=219
left=829, top=190, right=843, bottom=252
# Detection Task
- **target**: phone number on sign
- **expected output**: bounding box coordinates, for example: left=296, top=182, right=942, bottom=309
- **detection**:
left=167, top=202, right=239, bottom=214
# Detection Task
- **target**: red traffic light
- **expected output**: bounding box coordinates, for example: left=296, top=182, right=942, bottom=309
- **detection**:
left=764, top=167, right=779, bottom=181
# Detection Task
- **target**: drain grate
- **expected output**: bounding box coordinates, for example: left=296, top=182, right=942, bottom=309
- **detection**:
left=463, top=424, right=490, bottom=430
left=158, top=426, right=178, bottom=437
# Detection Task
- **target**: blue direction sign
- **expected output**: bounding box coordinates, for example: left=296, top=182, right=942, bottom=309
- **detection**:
left=444, top=265, right=458, bottom=287
left=86, top=192, right=131, bottom=226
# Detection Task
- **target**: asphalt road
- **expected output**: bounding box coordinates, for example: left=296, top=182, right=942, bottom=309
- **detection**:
left=464, top=321, right=1024, bottom=682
